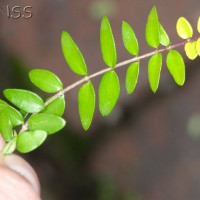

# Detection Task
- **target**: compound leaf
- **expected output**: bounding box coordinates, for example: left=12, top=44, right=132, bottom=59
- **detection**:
left=28, top=113, right=66, bottom=135
left=17, top=130, right=47, bottom=153
left=125, top=62, right=139, bottom=94
left=100, top=16, right=117, bottom=67
left=160, top=24, right=170, bottom=46
left=122, top=21, right=139, bottom=55
left=148, top=53, right=162, bottom=93
left=166, top=50, right=185, bottom=86
left=3, top=89, right=44, bottom=113
left=0, top=111, right=13, bottom=142
left=29, top=69, right=63, bottom=93
left=99, top=70, right=120, bottom=116
left=184, top=41, right=198, bottom=60
left=0, top=100, right=23, bottom=127
left=42, top=96, right=65, bottom=116
left=176, top=17, right=193, bottom=39
left=145, top=6, right=160, bottom=48
left=196, top=38, right=200, bottom=56
left=61, top=31, right=88, bottom=75
left=78, top=81, right=95, bottom=131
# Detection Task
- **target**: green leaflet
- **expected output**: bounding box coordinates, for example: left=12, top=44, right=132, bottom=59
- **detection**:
left=78, top=81, right=95, bottom=131
left=198, top=17, right=200, bottom=33
left=29, top=69, right=63, bottom=93
left=196, top=38, right=200, bottom=56
left=176, top=17, right=193, bottom=39
left=3, top=89, right=44, bottom=113
left=42, top=96, right=65, bottom=116
left=17, top=130, right=47, bottom=153
left=100, top=16, right=117, bottom=68
left=28, top=113, right=66, bottom=135
left=2, top=136, right=17, bottom=155
left=0, top=100, right=24, bottom=127
left=99, top=70, right=120, bottom=116
left=159, top=24, right=170, bottom=46
left=166, top=50, right=185, bottom=86
left=184, top=41, right=198, bottom=60
left=61, top=31, right=88, bottom=76
left=148, top=53, right=162, bottom=93
left=122, top=21, right=139, bottom=55
left=0, top=111, right=13, bottom=141
left=125, top=62, right=139, bottom=94
left=145, top=6, right=160, bottom=48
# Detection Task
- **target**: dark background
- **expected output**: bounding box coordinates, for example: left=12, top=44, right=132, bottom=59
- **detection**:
left=1, top=0, right=200, bottom=199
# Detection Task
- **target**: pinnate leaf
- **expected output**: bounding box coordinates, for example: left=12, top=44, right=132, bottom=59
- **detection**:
left=159, top=24, right=170, bottom=46
left=61, top=31, right=88, bottom=75
left=166, top=50, right=185, bottom=86
left=17, top=130, right=47, bottom=153
left=125, top=62, right=139, bottom=94
left=184, top=41, right=198, bottom=60
left=28, top=113, right=66, bottom=135
left=176, top=17, right=193, bottom=39
left=78, top=81, right=95, bottom=131
left=100, top=16, right=117, bottom=67
left=148, top=53, right=162, bottom=93
left=145, top=6, right=160, bottom=48
left=0, top=100, right=23, bottom=127
left=29, top=69, right=63, bottom=93
left=122, top=21, right=139, bottom=55
left=99, top=71, right=120, bottom=116
left=4, top=89, right=44, bottom=113
left=42, top=96, right=65, bottom=116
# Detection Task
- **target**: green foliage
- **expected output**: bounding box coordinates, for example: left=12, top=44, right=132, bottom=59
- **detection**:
left=145, top=6, right=160, bottom=48
left=99, top=71, right=120, bottom=116
left=3, top=89, right=44, bottom=113
left=78, top=81, right=95, bottom=131
left=125, top=62, right=139, bottom=94
left=0, top=6, right=200, bottom=154
left=166, top=50, right=185, bottom=86
left=29, top=69, right=63, bottom=93
left=122, top=21, right=139, bottom=55
left=148, top=53, right=162, bottom=93
left=61, top=31, right=88, bottom=75
left=100, top=16, right=117, bottom=67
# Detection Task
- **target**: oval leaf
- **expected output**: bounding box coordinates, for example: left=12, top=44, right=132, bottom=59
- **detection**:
left=99, top=71, right=120, bottom=116
left=28, top=113, right=66, bottom=135
left=17, top=130, right=47, bottom=153
left=42, top=96, right=65, bottom=116
left=61, top=31, right=88, bottom=75
left=78, top=81, right=95, bottom=131
left=125, top=62, right=139, bottom=94
left=29, top=69, right=63, bottom=93
left=148, top=53, right=162, bottom=93
left=100, top=16, right=117, bottom=67
left=145, top=6, right=160, bottom=48
left=3, top=89, right=44, bottom=113
left=184, top=41, right=198, bottom=60
left=122, top=21, right=139, bottom=55
left=196, top=38, right=200, bottom=56
left=0, top=100, right=24, bottom=127
left=159, top=24, right=170, bottom=46
left=176, top=17, right=193, bottom=39
left=0, top=111, right=13, bottom=142
left=166, top=50, right=185, bottom=86
left=198, top=17, right=200, bottom=33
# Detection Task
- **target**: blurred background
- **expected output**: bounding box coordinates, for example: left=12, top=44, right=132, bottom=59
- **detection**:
left=1, top=0, right=200, bottom=199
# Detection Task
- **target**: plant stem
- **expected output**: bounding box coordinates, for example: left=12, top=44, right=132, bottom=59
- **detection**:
left=45, top=40, right=189, bottom=107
